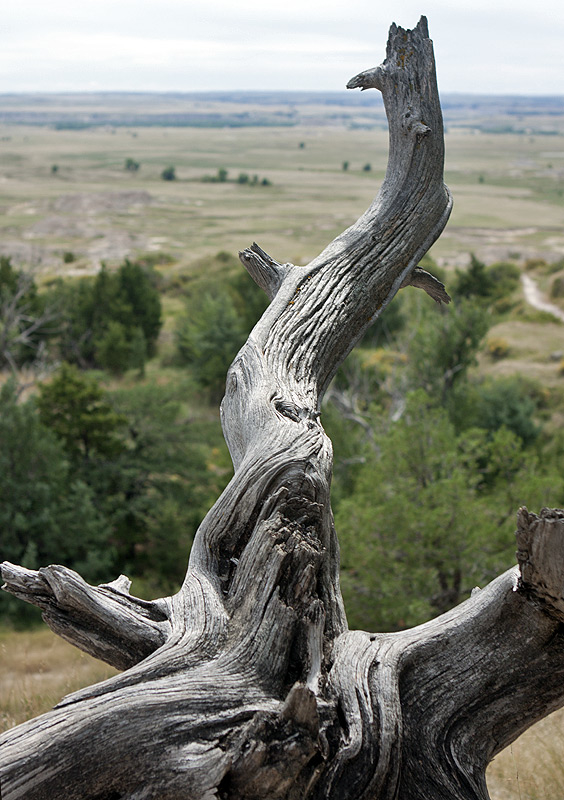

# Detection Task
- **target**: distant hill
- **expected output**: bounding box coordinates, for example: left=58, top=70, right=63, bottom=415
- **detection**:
left=1, top=91, right=563, bottom=133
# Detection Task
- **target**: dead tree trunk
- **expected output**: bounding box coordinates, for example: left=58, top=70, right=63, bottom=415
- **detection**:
left=2, top=18, right=564, bottom=800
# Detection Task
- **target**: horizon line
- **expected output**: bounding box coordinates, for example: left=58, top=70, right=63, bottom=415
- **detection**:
left=1, top=89, right=564, bottom=100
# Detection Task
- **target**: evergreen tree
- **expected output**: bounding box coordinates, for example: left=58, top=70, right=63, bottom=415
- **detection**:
left=0, top=381, right=111, bottom=623
left=452, top=254, right=495, bottom=301
left=117, top=260, right=162, bottom=356
left=335, top=390, right=563, bottom=632
left=176, top=286, right=247, bottom=401
left=49, top=260, right=162, bottom=371
left=36, top=363, right=126, bottom=462
left=95, top=321, right=133, bottom=375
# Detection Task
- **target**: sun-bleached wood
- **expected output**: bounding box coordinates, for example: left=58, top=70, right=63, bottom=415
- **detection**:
left=2, top=18, right=564, bottom=800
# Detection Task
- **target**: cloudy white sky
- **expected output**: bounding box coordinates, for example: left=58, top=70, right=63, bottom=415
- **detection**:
left=3, top=0, right=564, bottom=95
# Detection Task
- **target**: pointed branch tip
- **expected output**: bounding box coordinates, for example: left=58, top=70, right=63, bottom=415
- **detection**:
left=417, top=15, right=429, bottom=38
left=402, top=268, right=451, bottom=304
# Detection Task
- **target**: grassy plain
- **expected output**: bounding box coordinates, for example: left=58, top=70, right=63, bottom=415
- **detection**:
left=2, top=113, right=562, bottom=412
left=2, top=119, right=563, bottom=271
left=1, top=96, right=564, bottom=796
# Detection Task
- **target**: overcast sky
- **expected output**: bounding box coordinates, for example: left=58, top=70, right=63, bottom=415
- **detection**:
left=3, top=0, right=564, bottom=95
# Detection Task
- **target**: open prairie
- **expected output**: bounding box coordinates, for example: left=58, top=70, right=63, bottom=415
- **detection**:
left=2, top=95, right=563, bottom=414
left=1, top=94, right=563, bottom=275
left=0, top=628, right=116, bottom=733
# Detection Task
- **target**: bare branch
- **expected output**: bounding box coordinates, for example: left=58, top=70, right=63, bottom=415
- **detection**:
left=1, top=562, right=171, bottom=669
left=0, top=269, right=59, bottom=374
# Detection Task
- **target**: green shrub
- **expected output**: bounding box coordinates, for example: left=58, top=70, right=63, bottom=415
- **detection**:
left=175, top=263, right=268, bottom=400
left=524, top=257, right=547, bottom=271
left=0, top=380, right=112, bottom=624
left=161, top=166, right=176, bottom=181
left=487, top=261, right=520, bottom=297
left=452, top=256, right=520, bottom=305
left=550, top=276, right=564, bottom=299
left=486, top=337, right=510, bottom=360
left=452, top=255, right=494, bottom=301
left=492, top=295, right=518, bottom=314
left=469, top=376, right=540, bottom=446
left=132, top=251, right=175, bottom=269
left=547, top=257, right=564, bottom=274
left=176, top=288, right=245, bottom=401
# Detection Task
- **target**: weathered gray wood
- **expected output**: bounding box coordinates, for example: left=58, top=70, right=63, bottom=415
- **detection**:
left=0, top=562, right=171, bottom=669
left=2, top=18, right=564, bottom=800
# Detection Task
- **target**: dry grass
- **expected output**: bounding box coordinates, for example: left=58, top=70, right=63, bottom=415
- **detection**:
left=487, top=708, right=564, bottom=799
left=1, top=122, right=563, bottom=277
left=0, top=627, right=117, bottom=733
left=476, top=320, right=564, bottom=389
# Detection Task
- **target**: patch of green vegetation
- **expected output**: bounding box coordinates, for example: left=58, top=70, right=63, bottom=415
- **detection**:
left=551, top=276, right=564, bottom=298
left=514, top=304, right=564, bottom=324
left=1, top=98, right=564, bottom=638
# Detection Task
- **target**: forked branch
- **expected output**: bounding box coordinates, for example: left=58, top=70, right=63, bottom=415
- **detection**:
left=1, top=562, right=170, bottom=669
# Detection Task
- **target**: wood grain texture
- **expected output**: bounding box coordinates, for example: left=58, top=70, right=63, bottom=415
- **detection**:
left=2, top=18, right=563, bottom=800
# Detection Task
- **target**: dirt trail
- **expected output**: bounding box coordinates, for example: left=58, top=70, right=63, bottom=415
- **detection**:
left=521, top=274, right=564, bottom=323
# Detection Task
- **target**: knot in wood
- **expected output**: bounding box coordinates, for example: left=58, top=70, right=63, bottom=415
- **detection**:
left=274, top=398, right=302, bottom=423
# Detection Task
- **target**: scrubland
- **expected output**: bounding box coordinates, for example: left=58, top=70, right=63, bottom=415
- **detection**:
left=1, top=96, right=564, bottom=797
